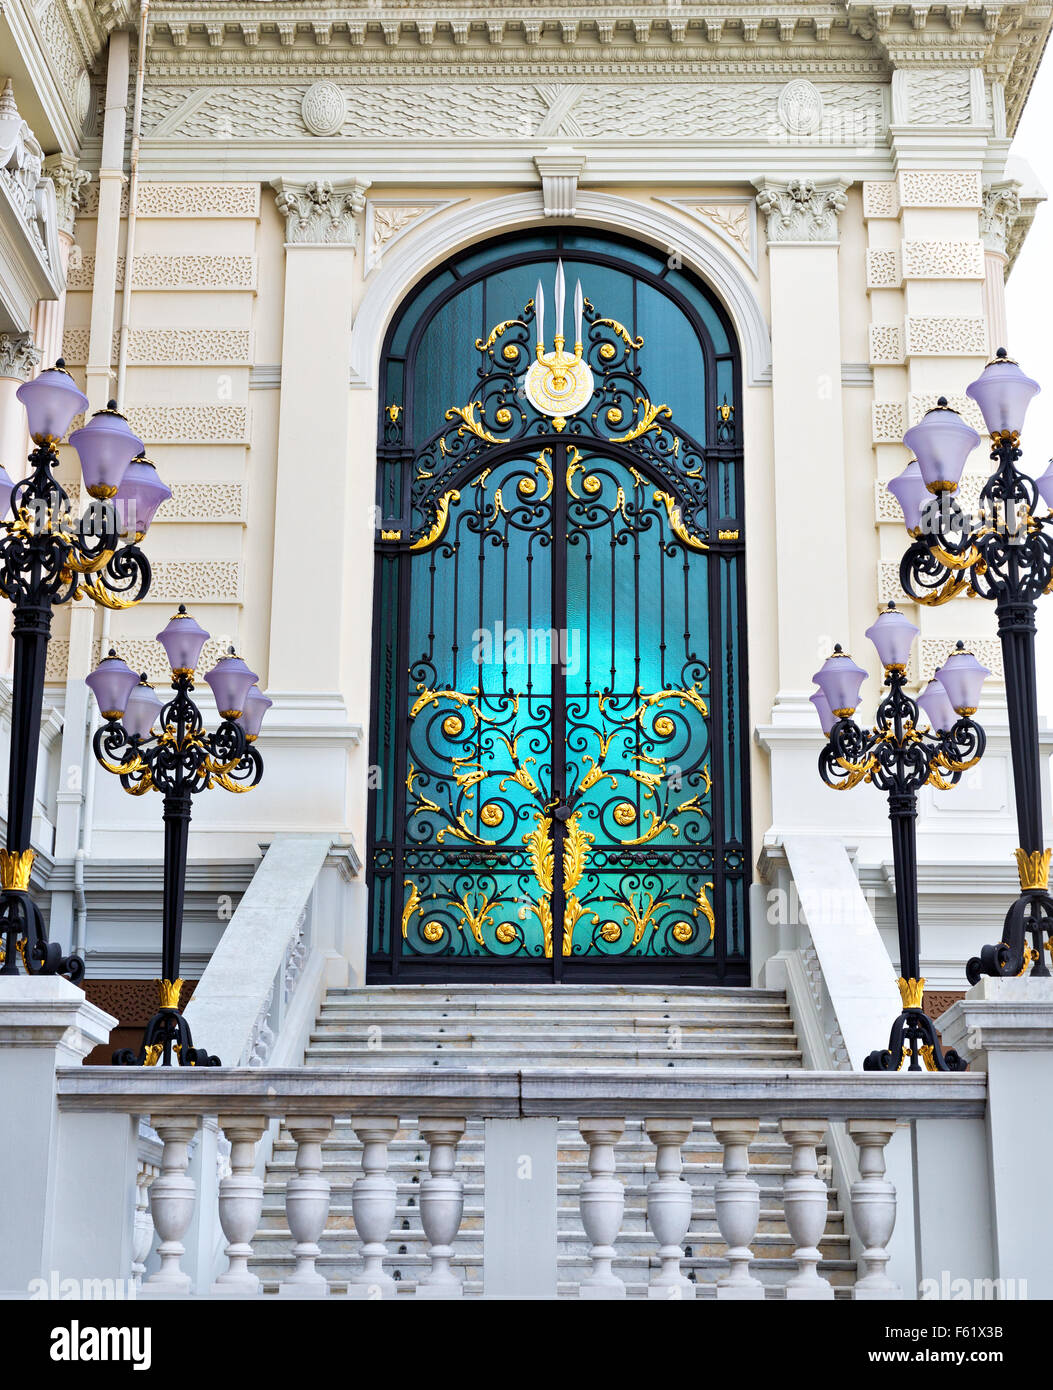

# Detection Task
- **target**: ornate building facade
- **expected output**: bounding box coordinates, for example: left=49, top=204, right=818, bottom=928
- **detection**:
left=1, top=0, right=1051, bottom=1005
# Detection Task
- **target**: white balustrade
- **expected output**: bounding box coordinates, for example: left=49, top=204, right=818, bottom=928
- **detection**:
left=213, top=1114, right=268, bottom=1296
left=712, top=1119, right=764, bottom=1300
left=644, top=1118, right=696, bottom=1300
left=140, top=1116, right=199, bottom=1297
left=279, top=1116, right=333, bottom=1297
left=578, top=1118, right=626, bottom=1299
left=417, top=1117, right=466, bottom=1299
left=847, top=1120, right=901, bottom=1300
left=348, top=1115, right=399, bottom=1299
left=131, top=1159, right=158, bottom=1285
left=779, top=1119, right=834, bottom=1300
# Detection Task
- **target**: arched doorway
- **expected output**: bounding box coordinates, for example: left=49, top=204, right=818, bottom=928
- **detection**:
left=367, top=230, right=749, bottom=983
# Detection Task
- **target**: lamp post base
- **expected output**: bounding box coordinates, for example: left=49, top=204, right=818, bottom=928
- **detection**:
left=0, top=886, right=84, bottom=982
left=863, top=1006, right=967, bottom=1073
left=966, top=884, right=1053, bottom=984
left=113, top=1005, right=221, bottom=1068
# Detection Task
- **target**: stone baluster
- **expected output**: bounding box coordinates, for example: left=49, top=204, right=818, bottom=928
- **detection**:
left=712, top=1119, right=764, bottom=1300
left=779, top=1120, right=834, bottom=1300
left=131, top=1161, right=158, bottom=1285
left=279, top=1116, right=334, bottom=1297
left=417, top=1117, right=466, bottom=1299
left=578, top=1118, right=626, bottom=1299
left=348, top=1116, right=399, bottom=1299
left=140, top=1117, right=199, bottom=1297
left=644, top=1118, right=696, bottom=1299
left=213, top=1115, right=268, bottom=1296
left=847, top=1121, right=901, bottom=1300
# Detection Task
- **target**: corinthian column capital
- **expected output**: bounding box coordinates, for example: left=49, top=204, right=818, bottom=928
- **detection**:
left=754, top=177, right=850, bottom=244
left=0, top=330, right=41, bottom=381
left=271, top=177, right=372, bottom=246
left=42, top=154, right=91, bottom=239
left=980, top=180, right=1022, bottom=258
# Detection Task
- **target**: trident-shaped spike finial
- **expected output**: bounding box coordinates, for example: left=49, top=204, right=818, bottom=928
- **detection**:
left=554, top=260, right=566, bottom=348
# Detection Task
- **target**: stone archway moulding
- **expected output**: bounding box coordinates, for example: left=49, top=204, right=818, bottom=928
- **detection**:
left=349, top=190, right=773, bottom=390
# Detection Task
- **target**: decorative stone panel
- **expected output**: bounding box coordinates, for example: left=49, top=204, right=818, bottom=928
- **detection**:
left=866, top=248, right=901, bottom=288
left=878, top=561, right=909, bottom=604
left=61, top=328, right=251, bottom=366
left=897, top=171, right=983, bottom=210
left=905, top=70, right=972, bottom=124
left=66, top=481, right=246, bottom=523
left=872, top=401, right=907, bottom=444
left=148, top=561, right=241, bottom=604
left=135, top=183, right=261, bottom=218
left=125, top=405, right=249, bottom=445
left=66, top=256, right=257, bottom=291
left=44, top=638, right=70, bottom=683
left=862, top=181, right=899, bottom=220
left=876, top=472, right=986, bottom=524
left=903, top=317, right=987, bottom=357
left=868, top=324, right=905, bottom=365
left=919, top=638, right=1002, bottom=682
left=901, top=241, right=985, bottom=280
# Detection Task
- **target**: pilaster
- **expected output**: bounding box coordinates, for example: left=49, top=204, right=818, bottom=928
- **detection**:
left=754, top=177, right=850, bottom=714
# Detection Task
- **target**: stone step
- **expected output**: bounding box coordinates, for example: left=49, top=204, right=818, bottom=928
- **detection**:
left=308, top=1026, right=798, bottom=1046
left=323, top=985, right=785, bottom=1001
left=302, top=1044, right=804, bottom=1064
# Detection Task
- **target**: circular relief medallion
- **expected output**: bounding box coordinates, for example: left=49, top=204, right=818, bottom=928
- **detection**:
left=777, top=79, right=824, bottom=137
left=479, top=802, right=504, bottom=828
left=671, top=921, right=695, bottom=944
left=75, top=70, right=91, bottom=128
left=421, top=920, right=445, bottom=943
left=524, top=352, right=595, bottom=421
left=495, top=923, right=517, bottom=945
left=654, top=715, right=676, bottom=737
left=442, top=714, right=464, bottom=737
left=600, top=921, right=622, bottom=943
left=613, top=802, right=637, bottom=826
left=301, top=82, right=347, bottom=137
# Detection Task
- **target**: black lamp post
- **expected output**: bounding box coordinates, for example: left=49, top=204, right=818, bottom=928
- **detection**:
left=891, top=349, right=1053, bottom=982
left=87, top=608, right=271, bottom=1065
left=812, top=605, right=988, bottom=1071
left=0, top=363, right=166, bottom=981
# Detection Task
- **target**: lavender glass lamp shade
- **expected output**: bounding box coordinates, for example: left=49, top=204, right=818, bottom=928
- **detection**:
left=0, top=461, right=13, bottom=519
left=204, top=649, right=259, bottom=719
left=935, top=643, right=990, bottom=716
left=902, top=400, right=979, bottom=495
left=237, top=686, right=273, bottom=740
left=115, top=453, right=171, bottom=540
left=85, top=650, right=140, bottom=720
left=122, top=676, right=164, bottom=740
left=1035, top=460, right=1053, bottom=511
left=965, top=349, right=1040, bottom=436
left=812, top=646, right=868, bottom=718
left=887, top=460, right=929, bottom=534
left=68, top=401, right=143, bottom=499
left=917, top=678, right=959, bottom=734
left=15, top=361, right=89, bottom=444
left=810, top=688, right=835, bottom=736
left=865, top=602, right=919, bottom=670
left=156, top=605, right=210, bottom=675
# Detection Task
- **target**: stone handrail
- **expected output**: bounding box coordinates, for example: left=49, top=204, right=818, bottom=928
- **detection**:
left=52, top=1066, right=988, bottom=1301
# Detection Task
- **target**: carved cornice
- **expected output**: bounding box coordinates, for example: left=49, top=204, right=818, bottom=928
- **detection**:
left=271, top=176, right=371, bottom=245
left=754, top=176, right=849, bottom=243
left=980, top=179, right=1022, bottom=257
left=0, top=330, right=40, bottom=381
left=42, top=153, right=90, bottom=238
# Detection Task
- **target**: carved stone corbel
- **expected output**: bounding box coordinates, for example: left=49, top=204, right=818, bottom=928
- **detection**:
left=534, top=149, right=587, bottom=218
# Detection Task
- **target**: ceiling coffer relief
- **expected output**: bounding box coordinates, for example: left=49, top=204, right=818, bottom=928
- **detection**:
left=755, top=177, right=849, bottom=243
left=272, top=177, right=370, bottom=245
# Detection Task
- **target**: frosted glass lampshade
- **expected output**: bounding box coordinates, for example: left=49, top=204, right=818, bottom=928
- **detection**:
left=887, top=460, right=929, bottom=534
left=204, top=650, right=259, bottom=719
left=812, top=647, right=868, bottom=717
left=15, top=361, right=88, bottom=444
left=237, top=686, right=273, bottom=740
left=123, top=677, right=164, bottom=740
left=0, top=461, right=13, bottom=519
left=902, top=401, right=979, bottom=495
left=810, top=688, right=835, bottom=736
left=865, top=603, right=919, bottom=669
left=917, top=678, right=958, bottom=734
left=966, top=349, right=1040, bottom=436
left=1034, top=460, right=1053, bottom=511
left=934, top=644, right=990, bottom=715
left=115, top=453, right=171, bottom=540
left=68, top=401, right=143, bottom=499
left=85, top=650, right=140, bottom=720
left=156, top=606, right=210, bottom=675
